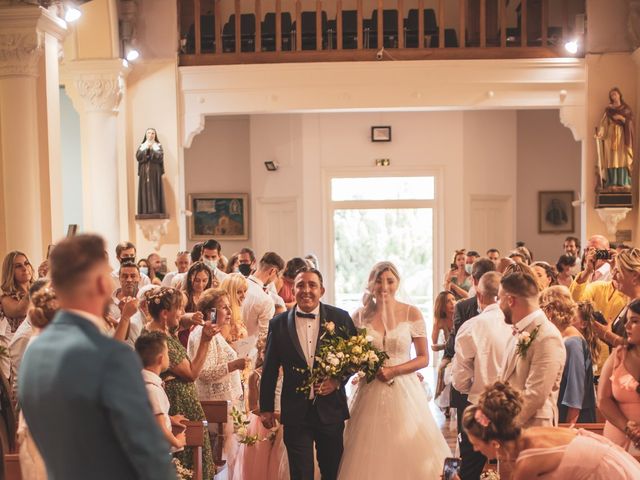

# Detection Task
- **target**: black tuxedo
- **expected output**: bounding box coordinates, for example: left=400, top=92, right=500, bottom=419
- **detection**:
left=444, top=295, right=487, bottom=479
left=260, top=302, right=356, bottom=480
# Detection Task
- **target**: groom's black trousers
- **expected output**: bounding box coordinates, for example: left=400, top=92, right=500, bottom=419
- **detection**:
left=283, top=400, right=345, bottom=480
left=454, top=393, right=487, bottom=480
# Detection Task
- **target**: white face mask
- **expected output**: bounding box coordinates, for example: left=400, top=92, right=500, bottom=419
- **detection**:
left=203, top=259, right=217, bottom=272
left=465, top=264, right=473, bottom=275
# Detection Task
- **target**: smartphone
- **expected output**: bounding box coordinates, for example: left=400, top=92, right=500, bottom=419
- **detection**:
left=442, top=457, right=460, bottom=480
left=210, top=308, right=217, bottom=324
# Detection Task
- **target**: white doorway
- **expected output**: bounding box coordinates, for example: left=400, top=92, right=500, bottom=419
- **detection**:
left=326, top=174, right=438, bottom=321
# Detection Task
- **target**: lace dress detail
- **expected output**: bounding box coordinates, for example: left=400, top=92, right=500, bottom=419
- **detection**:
left=187, top=326, right=243, bottom=404
left=338, top=307, right=450, bottom=479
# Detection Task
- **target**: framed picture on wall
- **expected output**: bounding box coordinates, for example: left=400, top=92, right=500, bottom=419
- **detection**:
left=538, top=191, right=574, bottom=234
left=188, top=193, right=249, bottom=241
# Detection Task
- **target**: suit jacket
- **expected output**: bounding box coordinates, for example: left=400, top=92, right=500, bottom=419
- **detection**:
left=260, top=303, right=357, bottom=426
left=19, top=311, right=175, bottom=480
left=500, top=309, right=566, bottom=427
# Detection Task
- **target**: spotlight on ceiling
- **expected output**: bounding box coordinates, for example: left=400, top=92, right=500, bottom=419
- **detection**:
left=564, top=40, right=578, bottom=55
left=126, top=48, right=140, bottom=61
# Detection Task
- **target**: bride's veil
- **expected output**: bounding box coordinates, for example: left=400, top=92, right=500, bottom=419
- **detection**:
left=355, top=261, right=419, bottom=333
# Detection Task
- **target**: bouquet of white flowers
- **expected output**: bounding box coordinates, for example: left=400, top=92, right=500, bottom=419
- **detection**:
left=230, top=407, right=278, bottom=446
left=296, top=322, right=389, bottom=396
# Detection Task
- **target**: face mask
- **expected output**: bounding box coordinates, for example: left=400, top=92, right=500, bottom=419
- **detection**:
left=139, top=267, right=149, bottom=276
left=203, top=259, right=217, bottom=272
left=465, top=264, right=473, bottom=274
left=238, top=264, right=252, bottom=277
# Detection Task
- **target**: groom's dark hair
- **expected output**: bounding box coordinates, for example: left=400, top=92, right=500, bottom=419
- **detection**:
left=295, top=267, right=324, bottom=287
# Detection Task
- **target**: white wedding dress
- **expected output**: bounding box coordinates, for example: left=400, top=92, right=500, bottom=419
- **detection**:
left=338, top=316, right=451, bottom=479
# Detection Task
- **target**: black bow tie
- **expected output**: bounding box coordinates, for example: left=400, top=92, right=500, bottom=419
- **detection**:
left=296, top=311, right=316, bottom=319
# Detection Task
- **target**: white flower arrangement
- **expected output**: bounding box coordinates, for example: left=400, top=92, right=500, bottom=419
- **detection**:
left=515, top=326, right=540, bottom=359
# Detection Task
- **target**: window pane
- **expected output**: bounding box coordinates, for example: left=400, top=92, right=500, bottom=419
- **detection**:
left=331, top=177, right=435, bottom=201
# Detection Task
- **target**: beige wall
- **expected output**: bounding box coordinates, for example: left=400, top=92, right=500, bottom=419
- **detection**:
left=516, top=109, right=582, bottom=264
left=184, top=116, right=252, bottom=257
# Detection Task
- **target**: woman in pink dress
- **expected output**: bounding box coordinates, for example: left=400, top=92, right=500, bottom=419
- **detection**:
left=462, top=382, right=640, bottom=479
left=598, top=297, right=640, bottom=450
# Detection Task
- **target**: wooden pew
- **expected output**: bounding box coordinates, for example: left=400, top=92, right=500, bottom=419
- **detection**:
left=4, top=453, right=21, bottom=480
left=184, top=420, right=208, bottom=480
left=200, top=400, right=228, bottom=468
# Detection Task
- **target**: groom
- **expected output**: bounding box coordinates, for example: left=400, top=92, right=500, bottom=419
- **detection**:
left=260, top=267, right=356, bottom=480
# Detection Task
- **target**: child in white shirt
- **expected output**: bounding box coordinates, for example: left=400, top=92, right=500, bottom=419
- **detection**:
left=135, top=331, right=186, bottom=452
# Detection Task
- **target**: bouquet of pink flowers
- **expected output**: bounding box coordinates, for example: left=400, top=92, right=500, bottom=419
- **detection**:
left=296, top=321, right=389, bottom=395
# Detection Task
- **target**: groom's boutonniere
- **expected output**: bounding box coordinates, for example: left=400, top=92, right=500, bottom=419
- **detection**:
left=515, top=326, right=540, bottom=359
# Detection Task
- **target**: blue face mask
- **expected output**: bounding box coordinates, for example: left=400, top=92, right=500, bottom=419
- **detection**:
left=203, top=259, right=217, bottom=272
left=465, top=264, right=473, bottom=275
left=139, top=267, right=149, bottom=276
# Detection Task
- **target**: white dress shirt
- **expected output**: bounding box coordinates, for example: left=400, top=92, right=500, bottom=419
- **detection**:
left=161, top=270, right=179, bottom=287
left=451, top=303, right=512, bottom=404
left=592, top=262, right=612, bottom=282
left=242, top=275, right=275, bottom=338
left=295, top=306, right=320, bottom=399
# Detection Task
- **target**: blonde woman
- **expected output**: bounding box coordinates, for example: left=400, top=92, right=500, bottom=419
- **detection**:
left=539, top=286, right=596, bottom=424
left=1, top=251, right=35, bottom=379
left=221, top=273, right=249, bottom=345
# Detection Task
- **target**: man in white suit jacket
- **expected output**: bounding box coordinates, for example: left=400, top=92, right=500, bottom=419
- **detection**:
left=498, top=271, right=566, bottom=427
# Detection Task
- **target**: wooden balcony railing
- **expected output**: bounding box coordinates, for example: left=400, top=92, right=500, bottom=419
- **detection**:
left=178, top=0, right=585, bottom=66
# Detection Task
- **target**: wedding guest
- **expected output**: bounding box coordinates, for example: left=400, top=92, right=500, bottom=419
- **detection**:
left=563, top=236, right=582, bottom=275
left=162, top=251, right=191, bottom=287
left=137, top=258, right=151, bottom=279
left=486, top=249, right=501, bottom=265
left=135, top=332, right=186, bottom=453
left=466, top=251, right=480, bottom=265
left=539, top=286, right=596, bottom=424
left=579, top=235, right=613, bottom=283
left=463, top=382, right=640, bottom=479
left=108, top=261, right=141, bottom=321
left=236, top=337, right=289, bottom=480
left=452, top=272, right=511, bottom=479
left=171, top=240, right=227, bottom=288
left=598, top=298, right=640, bottom=450
left=278, top=258, right=308, bottom=309
left=1, top=250, right=35, bottom=380
left=17, top=283, right=58, bottom=480
left=147, top=253, right=165, bottom=284
left=496, top=257, right=516, bottom=274
left=498, top=272, right=566, bottom=427
left=111, top=241, right=151, bottom=287
left=226, top=253, right=240, bottom=274
left=9, top=279, right=53, bottom=394
left=20, top=234, right=175, bottom=479
left=433, top=290, right=455, bottom=414
left=238, top=247, right=257, bottom=277
left=243, top=252, right=284, bottom=338
left=531, top=261, right=558, bottom=289
left=444, top=249, right=472, bottom=300
left=220, top=274, right=249, bottom=346
left=144, top=286, right=216, bottom=479
left=218, top=254, right=229, bottom=273
left=114, top=284, right=156, bottom=348
left=574, top=301, right=608, bottom=378
left=188, top=288, right=249, bottom=478
left=179, top=261, right=213, bottom=347
left=556, top=254, right=577, bottom=288
left=304, top=253, right=319, bottom=269
left=509, top=246, right=532, bottom=265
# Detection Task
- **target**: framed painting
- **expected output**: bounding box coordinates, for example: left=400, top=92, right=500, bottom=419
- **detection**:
left=188, top=193, right=249, bottom=241
left=538, top=191, right=574, bottom=234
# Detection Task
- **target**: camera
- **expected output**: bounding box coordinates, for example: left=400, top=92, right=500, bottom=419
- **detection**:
left=442, top=457, right=460, bottom=480
left=594, top=249, right=611, bottom=260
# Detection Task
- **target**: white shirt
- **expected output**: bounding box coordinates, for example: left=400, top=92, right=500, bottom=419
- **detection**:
left=266, top=282, right=285, bottom=309
left=242, top=275, right=275, bottom=338
left=451, top=303, right=512, bottom=404
left=141, top=369, right=177, bottom=451
left=592, top=262, right=612, bottom=282
left=295, top=305, right=320, bottom=399
left=161, top=271, right=179, bottom=287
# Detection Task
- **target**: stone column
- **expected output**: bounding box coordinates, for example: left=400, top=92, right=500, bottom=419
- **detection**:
left=63, top=59, right=129, bottom=255
left=0, top=4, right=66, bottom=259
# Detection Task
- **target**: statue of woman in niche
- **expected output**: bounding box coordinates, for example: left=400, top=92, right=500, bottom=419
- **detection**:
left=595, top=87, right=635, bottom=191
left=136, top=127, right=166, bottom=216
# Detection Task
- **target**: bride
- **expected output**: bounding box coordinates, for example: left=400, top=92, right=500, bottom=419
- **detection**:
left=338, top=261, right=451, bottom=479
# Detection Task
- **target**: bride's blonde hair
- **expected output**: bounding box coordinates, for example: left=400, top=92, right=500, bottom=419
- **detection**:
left=362, top=261, right=401, bottom=319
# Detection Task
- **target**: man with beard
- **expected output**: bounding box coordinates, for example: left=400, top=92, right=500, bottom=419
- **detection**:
left=498, top=272, right=566, bottom=427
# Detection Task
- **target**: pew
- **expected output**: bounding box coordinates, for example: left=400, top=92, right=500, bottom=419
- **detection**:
left=3, top=453, right=21, bottom=480
left=183, top=420, right=208, bottom=480
left=200, top=400, right=228, bottom=468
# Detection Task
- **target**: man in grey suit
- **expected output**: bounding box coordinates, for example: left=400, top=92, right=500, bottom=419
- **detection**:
left=19, top=234, right=176, bottom=480
left=498, top=271, right=566, bottom=427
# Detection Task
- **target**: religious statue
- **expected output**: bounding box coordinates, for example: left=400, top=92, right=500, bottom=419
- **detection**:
left=595, top=87, right=635, bottom=192
left=136, top=127, right=166, bottom=216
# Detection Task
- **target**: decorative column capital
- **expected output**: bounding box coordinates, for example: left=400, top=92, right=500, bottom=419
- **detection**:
left=62, top=59, right=130, bottom=113
left=0, top=5, right=66, bottom=78
left=559, top=105, right=586, bottom=142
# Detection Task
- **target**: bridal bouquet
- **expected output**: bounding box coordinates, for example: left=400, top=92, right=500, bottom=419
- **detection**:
left=296, top=322, right=389, bottom=396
